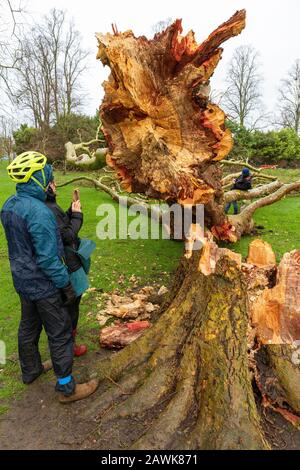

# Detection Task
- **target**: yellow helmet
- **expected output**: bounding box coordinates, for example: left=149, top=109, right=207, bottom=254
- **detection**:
left=7, top=151, right=47, bottom=183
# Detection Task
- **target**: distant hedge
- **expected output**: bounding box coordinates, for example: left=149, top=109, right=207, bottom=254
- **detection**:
left=226, top=121, right=300, bottom=165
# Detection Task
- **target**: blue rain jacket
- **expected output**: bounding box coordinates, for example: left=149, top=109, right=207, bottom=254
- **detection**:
left=1, top=165, right=69, bottom=300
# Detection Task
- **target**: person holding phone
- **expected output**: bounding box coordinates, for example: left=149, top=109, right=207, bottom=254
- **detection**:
left=1, top=152, right=98, bottom=403
left=46, top=180, right=88, bottom=357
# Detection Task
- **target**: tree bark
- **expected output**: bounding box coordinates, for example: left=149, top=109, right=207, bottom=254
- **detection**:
left=78, top=14, right=300, bottom=450
left=83, top=243, right=268, bottom=450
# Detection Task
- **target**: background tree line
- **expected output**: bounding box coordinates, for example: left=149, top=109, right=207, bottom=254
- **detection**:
left=1, top=5, right=300, bottom=166
left=0, top=2, right=103, bottom=163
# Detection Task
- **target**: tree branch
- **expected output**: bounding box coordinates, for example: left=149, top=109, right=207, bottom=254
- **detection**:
left=224, top=180, right=282, bottom=203
left=221, top=160, right=277, bottom=180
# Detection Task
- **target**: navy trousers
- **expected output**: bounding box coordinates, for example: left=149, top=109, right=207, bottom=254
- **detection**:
left=18, top=294, right=75, bottom=395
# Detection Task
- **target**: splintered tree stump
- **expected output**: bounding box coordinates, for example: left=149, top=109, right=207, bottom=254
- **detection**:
left=85, top=243, right=267, bottom=450
left=96, top=10, right=246, bottom=236
left=82, top=239, right=300, bottom=449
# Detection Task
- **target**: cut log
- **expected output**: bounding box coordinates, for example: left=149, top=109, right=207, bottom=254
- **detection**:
left=247, top=239, right=277, bottom=267
left=100, top=321, right=151, bottom=349
left=251, top=251, right=300, bottom=345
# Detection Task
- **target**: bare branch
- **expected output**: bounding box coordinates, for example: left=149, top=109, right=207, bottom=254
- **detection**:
left=276, top=59, right=300, bottom=134
left=221, top=45, right=264, bottom=129
left=224, top=180, right=282, bottom=203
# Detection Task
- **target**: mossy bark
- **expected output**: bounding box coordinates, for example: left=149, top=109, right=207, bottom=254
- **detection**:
left=264, top=345, right=300, bottom=414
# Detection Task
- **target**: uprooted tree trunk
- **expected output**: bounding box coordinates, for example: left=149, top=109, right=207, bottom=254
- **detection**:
left=75, top=12, right=300, bottom=450
left=94, top=9, right=300, bottom=242
left=96, top=10, right=249, bottom=241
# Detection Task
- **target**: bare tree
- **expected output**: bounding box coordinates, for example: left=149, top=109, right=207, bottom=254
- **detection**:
left=61, top=21, right=89, bottom=116
left=276, top=59, right=300, bottom=134
left=151, top=17, right=173, bottom=35
left=0, top=115, right=15, bottom=161
left=10, top=8, right=89, bottom=129
left=221, top=45, right=264, bottom=129
left=0, top=1, right=24, bottom=111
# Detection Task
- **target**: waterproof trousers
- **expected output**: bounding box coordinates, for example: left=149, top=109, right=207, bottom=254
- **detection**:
left=18, top=294, right=75, bottom=395
left=67, top=295, right=82, bottom=331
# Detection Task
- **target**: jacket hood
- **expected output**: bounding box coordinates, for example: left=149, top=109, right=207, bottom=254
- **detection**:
left=46, top=185, right=57, bottom=203
left=16, top=164, right=53, bottom=202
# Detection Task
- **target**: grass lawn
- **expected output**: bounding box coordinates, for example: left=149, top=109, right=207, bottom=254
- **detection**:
left=0, top=162, right=299, bottom=414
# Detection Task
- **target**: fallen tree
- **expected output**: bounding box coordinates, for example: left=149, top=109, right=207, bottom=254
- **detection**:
left=70, top=11, right=300, bottom=450
left=65, top=123, right=109, bottom=170
left=78, top=239, right=300, bottom=450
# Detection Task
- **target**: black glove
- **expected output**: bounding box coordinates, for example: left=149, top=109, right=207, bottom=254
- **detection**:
left=61, top=283, right=77, bottom=306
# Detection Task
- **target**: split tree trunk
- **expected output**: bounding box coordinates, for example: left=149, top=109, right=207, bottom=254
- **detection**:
left=96, top=10, right=246, bottom=239
left=84, top=12, right=300, bottom=450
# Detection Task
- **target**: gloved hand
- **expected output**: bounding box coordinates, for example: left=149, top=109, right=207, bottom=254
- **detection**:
left=61, top=283, right=77, bottom=306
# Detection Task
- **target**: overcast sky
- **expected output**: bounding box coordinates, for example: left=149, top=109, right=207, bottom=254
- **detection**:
left=25, top=0, right=300, bottom=116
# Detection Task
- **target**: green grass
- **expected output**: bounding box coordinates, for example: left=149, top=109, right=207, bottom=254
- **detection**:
left=0, top=162, right=300, bottom=414
left=226, top=196, right=300, bottom=260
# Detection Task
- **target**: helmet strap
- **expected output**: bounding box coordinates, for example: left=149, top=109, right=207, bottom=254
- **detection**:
left=31, top=169, right=47, bottom=191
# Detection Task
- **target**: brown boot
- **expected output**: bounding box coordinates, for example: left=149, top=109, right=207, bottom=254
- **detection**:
left=42, top=360, right=53, bottom=373
left=58, top=379, right=99, bottom=404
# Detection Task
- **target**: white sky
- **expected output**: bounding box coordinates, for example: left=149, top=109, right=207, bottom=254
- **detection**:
left=25, top=0, right=300, bottom=116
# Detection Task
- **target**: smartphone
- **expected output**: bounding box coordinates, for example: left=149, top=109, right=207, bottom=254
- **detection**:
left=73, top=188, right=80, bottom=202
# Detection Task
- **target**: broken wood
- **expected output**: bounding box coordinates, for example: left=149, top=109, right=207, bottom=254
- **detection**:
left=97, top=10, right=246, bottom=232
left=101, top=286, right=160, bottom=320
left=100, top=321, right=151, bottom=349
left=247, top=239, right=277, bottom=267
left=78, top=12, right=300, bottom=450
left=251, top=250, right=300, bottom=345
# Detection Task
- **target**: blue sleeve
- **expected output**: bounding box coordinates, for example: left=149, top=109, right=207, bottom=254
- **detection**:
left=27, top=206, right=70, bottom=289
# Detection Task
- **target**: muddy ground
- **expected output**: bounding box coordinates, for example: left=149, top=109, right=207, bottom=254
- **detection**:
left=1, top=350, right=300, bottom=450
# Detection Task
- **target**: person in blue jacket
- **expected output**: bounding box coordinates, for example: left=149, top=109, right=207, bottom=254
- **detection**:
left=1, top=152, right=98, bottom=403
left=225, top=167, right=252, bottom=215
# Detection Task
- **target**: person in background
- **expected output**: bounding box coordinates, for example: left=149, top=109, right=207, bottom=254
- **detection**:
left=225, top=167, right=252, bottom=215
left=1, top=152, right=98, bottom=403
left=46, top=179, right=88, bottom=357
